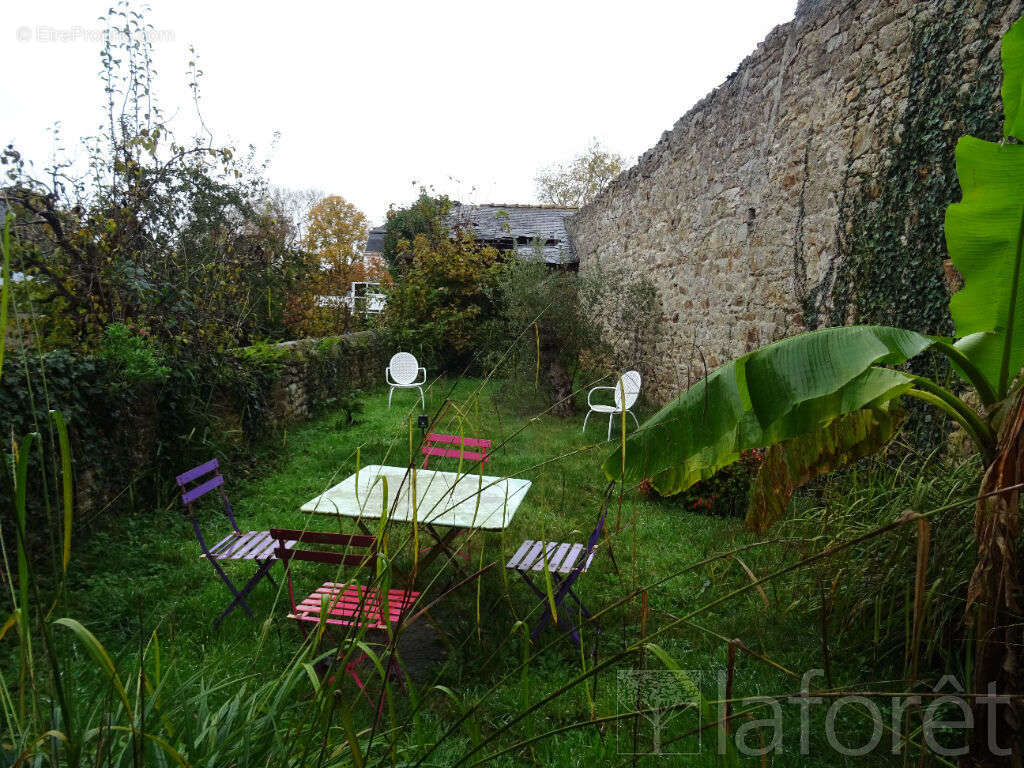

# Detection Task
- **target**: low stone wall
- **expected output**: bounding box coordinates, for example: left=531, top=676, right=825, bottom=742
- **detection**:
left=0, top=332, right=391, bottom=557
left=267, top=331, right=388, bottom=423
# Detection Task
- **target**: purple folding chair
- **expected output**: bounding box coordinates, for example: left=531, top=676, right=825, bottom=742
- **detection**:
left=176, top=459, right=290, bottom=629
left=505, top=506, right=607, bottom=652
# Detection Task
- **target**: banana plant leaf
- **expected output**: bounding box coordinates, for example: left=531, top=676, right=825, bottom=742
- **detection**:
left=946, top=138, right=1024, bottom=396
left=745, top=404, right=904, bottom=534
left=602, top=325, right=932, bottom=495
left=1001, top=15, right=1024, bottom=141
left=946, top=17, right=1024, bottom=397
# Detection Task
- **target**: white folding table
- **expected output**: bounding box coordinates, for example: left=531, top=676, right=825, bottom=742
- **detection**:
left=301, top=464, right=532, bottom=572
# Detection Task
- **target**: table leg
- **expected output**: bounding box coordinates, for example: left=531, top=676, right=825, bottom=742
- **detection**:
left=417, top=526, right=467, bottom=576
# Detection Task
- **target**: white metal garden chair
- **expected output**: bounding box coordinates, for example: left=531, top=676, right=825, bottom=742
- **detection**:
left=386, top=352, right=426, bottom=408
left=583, top=370, right=641, bottom=441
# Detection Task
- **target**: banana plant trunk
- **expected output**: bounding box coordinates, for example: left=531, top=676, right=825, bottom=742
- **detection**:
left=968, top=386, right=1024, bottom=766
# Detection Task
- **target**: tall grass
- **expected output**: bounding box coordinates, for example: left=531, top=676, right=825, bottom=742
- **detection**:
left=2, top=212, right=988, bottom=764
left=3, top=392, right=987, bottom=766
left=779, top=443, right=981, bottom=679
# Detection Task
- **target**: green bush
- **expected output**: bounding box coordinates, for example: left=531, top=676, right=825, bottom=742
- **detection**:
left=99, top=322, right=170, bottom=385
left=639, top=448, right=764, bottom=516
left=493, top=256, right=655, bottom=416
left=376, top=231, right=508, bottom=372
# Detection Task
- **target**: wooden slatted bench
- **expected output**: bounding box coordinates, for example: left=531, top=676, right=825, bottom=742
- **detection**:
left=203, top=530, right=280, bottom=561
left=290, top=582, right=420, bottom=630
left=506, top=540, right=596, bottom=576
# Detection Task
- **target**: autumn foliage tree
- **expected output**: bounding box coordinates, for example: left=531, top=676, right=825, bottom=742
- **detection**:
left=303, top=195, right=368, bottom=275
left=286, top=194, right=388, bottom=337
left=378, top=228, right=506, bottom=370
left=2, top=12, right=307, bottom=353
left=381, top=192, right=453, bottom=272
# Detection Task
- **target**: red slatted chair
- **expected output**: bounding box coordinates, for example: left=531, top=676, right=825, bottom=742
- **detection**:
left=177, top=458, right=290, bottom=629
left=421, top=432, right=490, bottom=469
left=420, top=433, right=491, bottom=561
left=270, top=528, right=420, bottom=704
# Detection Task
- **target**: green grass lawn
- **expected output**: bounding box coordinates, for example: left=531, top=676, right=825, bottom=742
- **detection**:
left=57, top=377, right=917, bottom=765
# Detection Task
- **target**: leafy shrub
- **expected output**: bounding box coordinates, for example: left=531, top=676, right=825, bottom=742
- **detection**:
left=376, top=230, right=508, bottom=372
left=2, top=4, right=314, bottom=356
left=382, top=192, right=454, bottom=272
left=639, top=449, right=764, bottom=516
left=330, top=389, right=365, bottom=427
left=778, top=451, right=980, bottom=674
left=99, top=322, right=169, bottom=385
left=494, top=256, right=655, bottom=416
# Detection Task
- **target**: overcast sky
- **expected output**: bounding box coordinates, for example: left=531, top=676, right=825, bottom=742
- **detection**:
left=3, top=1, right=797, bottom=225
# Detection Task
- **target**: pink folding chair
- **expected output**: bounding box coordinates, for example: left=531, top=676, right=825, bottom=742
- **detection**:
left=419, top=433, right=491, bottom=563
left=270, top=527, right=419, bottom=711
left=421, top=432, right=490, bottom=469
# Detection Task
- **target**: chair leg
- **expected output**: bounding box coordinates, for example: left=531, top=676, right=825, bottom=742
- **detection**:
left=582, top=410, right=591, bottom=433
left=607, top=414, right=614, bottom=442
left=213, top=557, right=275, bottom=630
left=208, top=558, right=254, bottom=626
left=388, top=387, right=394, bottom=408
left=417, top=386, right=424, bottom=409
left=258, top=559, right=278, bottom=589
left=629, top=410, right=640, bottom=430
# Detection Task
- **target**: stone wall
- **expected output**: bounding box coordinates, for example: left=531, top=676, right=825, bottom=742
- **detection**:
left=266, top=331, right=388, bottom=423
left=0, top=332, right=390, bottom=536
left=569, top=0, right=1023, bottom=405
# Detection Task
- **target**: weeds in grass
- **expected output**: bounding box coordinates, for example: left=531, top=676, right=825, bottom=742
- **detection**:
left=1, top=211, right=995, bottom=765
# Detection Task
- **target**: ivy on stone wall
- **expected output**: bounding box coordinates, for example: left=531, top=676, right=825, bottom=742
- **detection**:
left=1, top=333, right=387, bottom=559
left=802, top=0, right=1008, bottom=443
left=810, top=1, right=1006, bottom=332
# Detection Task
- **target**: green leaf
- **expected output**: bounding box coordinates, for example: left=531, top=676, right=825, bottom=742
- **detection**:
left=1002, top=15, right=1024, bottom=140
left=50, top=410, right=73, bottom=573
left=0, top=213, right=11, bottom=379
left=14, top=433, right=36, bottom=627
left=745, top=405, right=904, bottom=533
left=945, top=136, right=1024, bottom=395
left=55, top=618, right=133, bottom=715
left=602, top=326, right=929, bottom=495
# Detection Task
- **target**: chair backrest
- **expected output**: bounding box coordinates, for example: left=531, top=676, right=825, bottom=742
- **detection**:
left=269, top=528, right=379, bottom=611
left=613, top=370, right=642, bottom=410
left=585, top=506, right=607, bottom=556
left=388, top=352, right=420, bottom=385
left=422, top=433, right=490, bottom=468
left=176, top=459, right=240, bottom=546
left=270, top=528, right=377, bottom=569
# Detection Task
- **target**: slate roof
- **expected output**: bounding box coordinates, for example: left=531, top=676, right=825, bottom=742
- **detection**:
left=448, top=204, right=578, bottom=265
left=365, top=225, right=386, bottom=254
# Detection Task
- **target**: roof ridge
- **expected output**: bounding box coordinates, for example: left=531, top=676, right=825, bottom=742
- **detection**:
left=460, top=202, right=578, bottom=211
